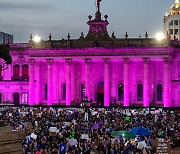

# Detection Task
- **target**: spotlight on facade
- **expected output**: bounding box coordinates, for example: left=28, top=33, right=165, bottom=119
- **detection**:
left=33, top=35, right=41, bottom=43
left=155, top=32, right=165, bottom=41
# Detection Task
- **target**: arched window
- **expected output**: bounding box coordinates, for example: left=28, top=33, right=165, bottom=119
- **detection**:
left=118, top=84, right=124, bottom=101
left=62, top=84, right=66, bottom=100
left=13, top=92, right=20, bottom=105
left=13, top=65, right=20, bottom=77
left=137, top=83, right=143, bottom=101
left=0, top=93, right=2, bottom=103
left=81, top=84, right=86, bottom=101
left=157, top=83, right=163, bottom=101
left=45, top=84, right=47, bottom=100
left=22, top=64, right=28, bottom=77
left=22, top=92, right=28, bottom=104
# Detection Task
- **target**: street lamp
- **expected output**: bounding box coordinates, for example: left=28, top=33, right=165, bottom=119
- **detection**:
left=33, top=35, right=41, bottom=43
left=155, top=32, right=165, bottom=41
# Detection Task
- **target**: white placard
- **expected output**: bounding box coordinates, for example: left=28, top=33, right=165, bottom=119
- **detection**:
left=31, top=133, right=37, bottom=140
left=137, top=141, right=147, bottom=149
left=49, top=127, right=58, bottom=132
left=81, top=134, right=89, bottom=140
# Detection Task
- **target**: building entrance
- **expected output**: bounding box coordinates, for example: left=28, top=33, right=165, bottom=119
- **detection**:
left=13, top=92, right=20, bottom=105
left=97, top=81, right=104, bottom=106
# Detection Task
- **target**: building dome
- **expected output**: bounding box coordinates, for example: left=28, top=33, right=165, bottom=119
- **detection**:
left=170, top=0, right=180, bottom=14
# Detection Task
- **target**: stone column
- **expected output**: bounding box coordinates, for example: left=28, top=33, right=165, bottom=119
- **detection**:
left=104, top=58, right=110, bottom=106
left=52, top=61, right=59, bottom=104
left=123, top=58, right=130, bottom=106
left=29, top=59, right=35, bottom=105
left=163, top=58, right=171, bottom=107
left=66, top=59, right=72, bottom=106
left=35, top=61, right=41, bottom=105
left=84, top=59, right=91, bottom=101
left=47, top=59, right=53, bottom=106
left=143, top=58, right=150, bottom=107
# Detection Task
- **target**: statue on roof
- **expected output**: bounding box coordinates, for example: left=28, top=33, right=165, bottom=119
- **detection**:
left=97, top=0, right=102, bottom=12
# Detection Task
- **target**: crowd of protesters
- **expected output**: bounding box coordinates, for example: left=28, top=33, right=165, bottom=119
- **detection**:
left=0, top=106, right=179, bottom=154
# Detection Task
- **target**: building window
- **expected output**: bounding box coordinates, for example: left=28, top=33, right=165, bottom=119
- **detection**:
left=169, top=29, right=173, bottom=35
left=45, top=84, right=47, bottom=100
left=175, top=29, right=178, bottom=35
left=62, top=84, right=66, bottom=100
left=0, top=93, right=2, bottom=103
left=13, top=65, right=20, bottom=77
left=118, top=84, right=124, bottom=101
left=137, top=83, right=143, bottom=101
left=22, top=92, right=28, bottom=104
left=13, top=92, right=20, bottom=105
left=81, top=84, right=86, bottom=101
left=174, top=20, right=178, bottom=26
left=156, top=84, right=162, bottom=101
left=22, top=64, right=28, bottom=77
left=169, top=20, right=173, bottom=26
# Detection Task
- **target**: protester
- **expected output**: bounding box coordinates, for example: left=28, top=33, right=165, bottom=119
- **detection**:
left=0, top=106, right=179, bottom=154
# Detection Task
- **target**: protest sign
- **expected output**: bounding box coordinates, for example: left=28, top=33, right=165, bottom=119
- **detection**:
left=81, top=134, right=89, bottom=140
left=67, top=139, right=77, bottom=146
left=153, top=138, right=180, bottom=154
left=31, top=133, right=37, bottom=140
left=137, top=141, right=147, bottom=149
left=49, top=127, right=59, bottom=136
left=49, top=127, right=59, bottom=133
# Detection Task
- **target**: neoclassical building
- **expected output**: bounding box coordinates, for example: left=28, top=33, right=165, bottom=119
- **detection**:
left=0, top=2, right=180, bottom=107
left=163, top=0, right=180, bottom=40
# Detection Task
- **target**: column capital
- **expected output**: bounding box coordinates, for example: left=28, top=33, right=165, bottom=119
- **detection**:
left=103, top=58, right=110, bottom=64
left=123, top=58, right=130, bottom=64
left=47, top=59, right=54, bottom=65
left=143, top=58, right=150, bottom=64
left=163, top=58, right=171, bottom=64
left=36, top=61, right=42, bottom=66
left=84, top=58, right=91, bottom=65
left=65, top=58, right=72, bottom=65
left=29, top=59, right=35, bottom=65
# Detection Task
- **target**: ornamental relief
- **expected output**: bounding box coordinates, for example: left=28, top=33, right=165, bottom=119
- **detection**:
left=29, top=50, right=171, bottom=58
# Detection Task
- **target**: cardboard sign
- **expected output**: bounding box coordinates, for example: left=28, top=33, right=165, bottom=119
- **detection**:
left=153, top=138, right=180, bottom=154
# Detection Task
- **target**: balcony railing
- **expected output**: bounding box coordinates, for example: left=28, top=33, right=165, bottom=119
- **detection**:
left=11, top=76, right=29, bottom=81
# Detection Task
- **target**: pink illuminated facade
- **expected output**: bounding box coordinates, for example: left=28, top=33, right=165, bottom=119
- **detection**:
left=0, top=7, right=180, bottom=107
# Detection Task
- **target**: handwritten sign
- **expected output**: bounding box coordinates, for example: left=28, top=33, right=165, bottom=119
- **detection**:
left=156, top=138, right=169, bottom=154
left=153, top=138, right=180, bottom=154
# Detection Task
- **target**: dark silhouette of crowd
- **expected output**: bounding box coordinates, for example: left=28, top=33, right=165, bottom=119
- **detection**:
left=0, top=106, right=179, bottom=154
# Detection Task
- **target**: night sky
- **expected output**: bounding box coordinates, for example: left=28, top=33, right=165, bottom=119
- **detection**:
left=0, top=0, right=174, bottom=42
